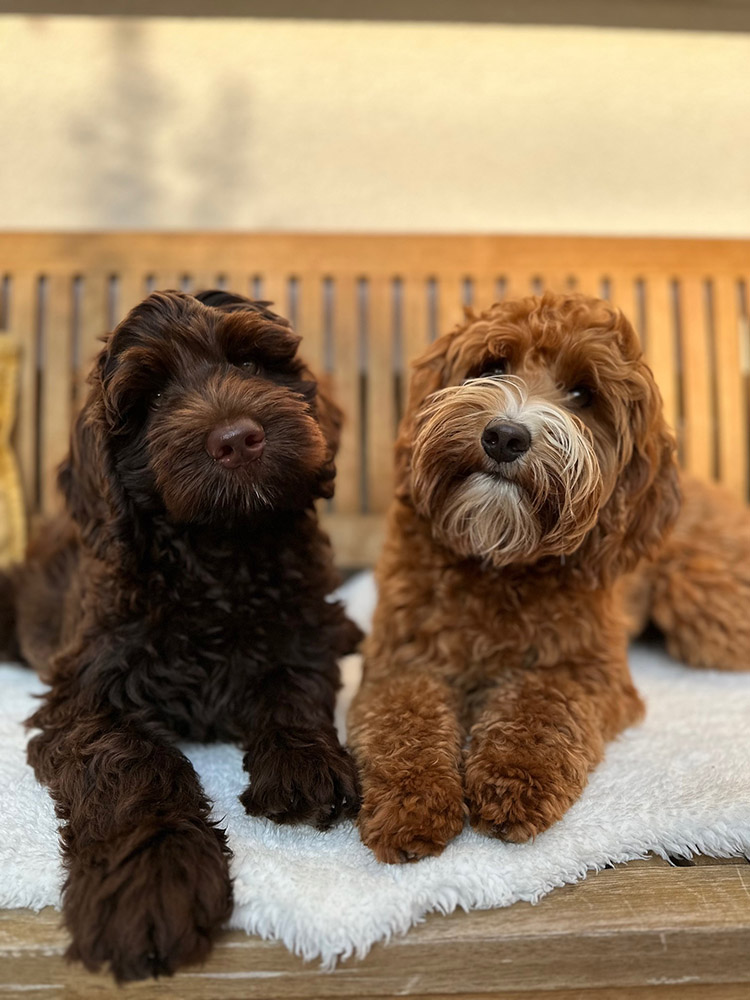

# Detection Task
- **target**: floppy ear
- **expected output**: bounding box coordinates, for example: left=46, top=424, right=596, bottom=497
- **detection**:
left=577, top=361, right=681, bottom=585
left=58, top=354, right=135, bottom=562
left=394, top=343, right=451, bottom=500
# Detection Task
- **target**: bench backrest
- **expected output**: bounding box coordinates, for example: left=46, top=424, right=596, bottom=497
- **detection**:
left=1, top=233, right=748, bottom=564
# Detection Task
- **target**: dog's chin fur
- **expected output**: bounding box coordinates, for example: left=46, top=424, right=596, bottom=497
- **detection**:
left=411, top=376, right=603, bottom=566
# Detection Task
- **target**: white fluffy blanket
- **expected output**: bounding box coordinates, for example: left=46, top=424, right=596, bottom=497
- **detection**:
left=1, top=571, right=749, bottom=964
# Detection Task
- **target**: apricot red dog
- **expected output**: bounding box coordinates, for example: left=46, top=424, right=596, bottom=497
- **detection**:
left=349, top=292, right=682, bottom=863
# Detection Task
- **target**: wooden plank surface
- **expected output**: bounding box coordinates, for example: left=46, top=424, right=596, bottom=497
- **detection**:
left=2, top=857, right=749, bottom=999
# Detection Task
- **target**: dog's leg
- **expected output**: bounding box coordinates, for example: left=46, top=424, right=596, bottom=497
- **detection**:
left=348, top=672, right=466, bottom=864
left=27, top=690, right=232, bottom=982
left=238, top=665, right=360, bottom=829
left=464, top=659, right=643, bottom=842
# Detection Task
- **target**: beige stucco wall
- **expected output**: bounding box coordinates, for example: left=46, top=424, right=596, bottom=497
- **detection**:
left=0, top=16, right=748, bottom=234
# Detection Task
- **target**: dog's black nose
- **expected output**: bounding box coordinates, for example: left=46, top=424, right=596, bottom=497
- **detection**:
left=206, top=419, right=265, bottom=468
left=481, top=419, right=531, bottom=464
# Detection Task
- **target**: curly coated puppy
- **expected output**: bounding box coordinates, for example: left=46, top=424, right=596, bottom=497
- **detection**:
left=348, top=292, right=681, bottom=863
left=1, top=290, right=361, bottom=980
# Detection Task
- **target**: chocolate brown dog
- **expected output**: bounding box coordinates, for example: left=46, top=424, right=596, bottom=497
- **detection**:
left=1, top=290, right=361, bottom=980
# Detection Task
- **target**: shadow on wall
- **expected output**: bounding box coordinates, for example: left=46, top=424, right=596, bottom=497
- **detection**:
left=66, top=21, right=255, bottom=227
left=182, top=78, right=255, bottom=227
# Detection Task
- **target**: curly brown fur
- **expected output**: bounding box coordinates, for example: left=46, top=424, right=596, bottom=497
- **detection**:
left=349, top=292, right=680, bottom=863
left=4, top=290, right=361, bottom=980
left=623, top=475, right=750, bottom=670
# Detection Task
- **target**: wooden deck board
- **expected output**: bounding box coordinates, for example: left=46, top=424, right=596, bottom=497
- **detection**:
left=2, top=856, right=749, bottom=999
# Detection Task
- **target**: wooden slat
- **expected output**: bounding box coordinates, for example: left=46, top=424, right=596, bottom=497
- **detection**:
left=435, top=275, right=467, bottom=339
left=680, top=277, right=714, bottom=481
left=713, top=276, right=747, bottom=499
left=9, top=272, right=38, bottom=510
left=401, top=275, right=432, bottom=412
left=642, top=274, right=679, bottom=434
left=402, top=276, right=432, bottom=365
left=116, top=273, right=146, bottom=323
left=296, top=273, right=326, bottom=375
left=259, top=275, right=290, bottom=319
left=39, top=274, right=73, bottom=515
left=329, top=277, right=361, bottom=514
left=364, top=277, right=396, bottom=513
left=608, top=271, right=638, bottom=322
left=77, top=273, right=109, bottom=403
left=471, top=275, right=499, bottom=315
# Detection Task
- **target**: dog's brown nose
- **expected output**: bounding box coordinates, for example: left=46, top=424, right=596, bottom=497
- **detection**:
left=206, top=419, right=265, bottom=468
left=481, top=419, right=531, bottom=464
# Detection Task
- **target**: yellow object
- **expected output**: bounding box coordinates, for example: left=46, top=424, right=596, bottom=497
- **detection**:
left=0, top=335, right=26, bottom=566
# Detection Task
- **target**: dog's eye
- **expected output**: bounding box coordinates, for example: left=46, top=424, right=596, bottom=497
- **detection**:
left=237, top=359, right=260, bottom=375
left=150, top=391, right=163, bottom=410
left=567, top=384, right=594, bottom=407
left=478, top=359, right=508, bottom=378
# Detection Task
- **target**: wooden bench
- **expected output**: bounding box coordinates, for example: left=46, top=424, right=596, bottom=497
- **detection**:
left=1, top=232, right=750, bottom=998
left=1, top=233, right=749, bottom=562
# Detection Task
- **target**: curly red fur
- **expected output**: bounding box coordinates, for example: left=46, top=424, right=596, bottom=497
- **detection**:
left=349, top=292, right=680, bottom=863
left=623, top=475, right=750, bottom=670
left=4, top=290, right=361, bottom=980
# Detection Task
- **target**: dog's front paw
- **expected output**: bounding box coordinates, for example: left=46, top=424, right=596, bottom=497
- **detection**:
left=64, top=820, right=232, bottom=982
left=358, top=775, right=466, bottom=864
left=240, top=729, right=360, bottom=829
left=465, top=743, right=586, bottom=843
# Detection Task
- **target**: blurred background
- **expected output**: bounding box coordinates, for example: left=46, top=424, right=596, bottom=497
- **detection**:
left=1, top=5, right=749, bottom=235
